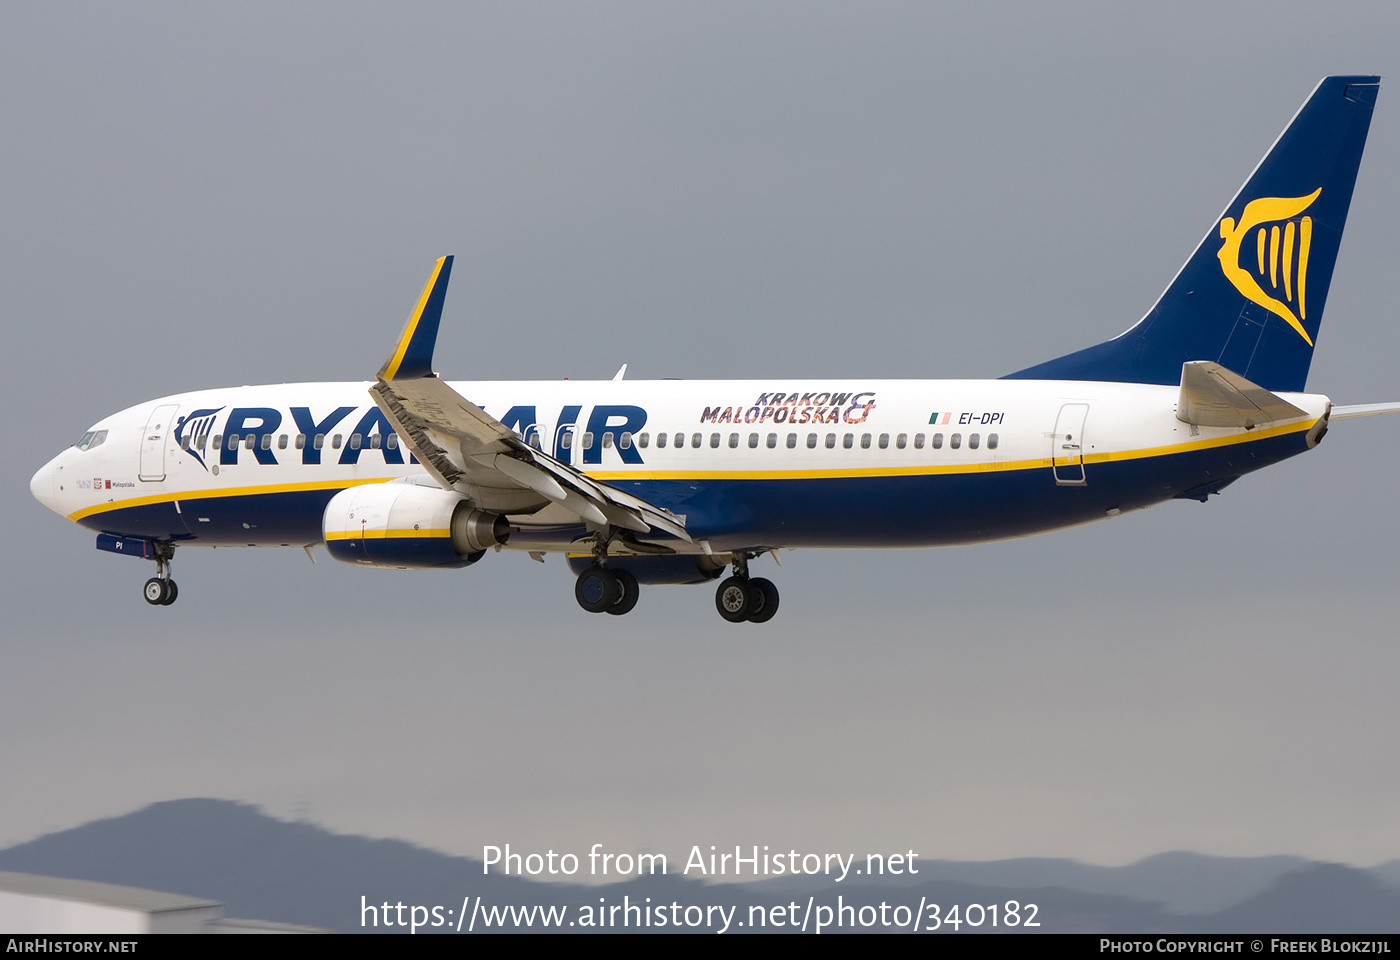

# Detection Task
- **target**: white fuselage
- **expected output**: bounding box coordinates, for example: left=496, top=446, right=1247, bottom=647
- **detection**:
left=31, top=377, right=1329, bottom=555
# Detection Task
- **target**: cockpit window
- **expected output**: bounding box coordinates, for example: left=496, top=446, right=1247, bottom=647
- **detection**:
left=75, top=430, right=108, bottom=451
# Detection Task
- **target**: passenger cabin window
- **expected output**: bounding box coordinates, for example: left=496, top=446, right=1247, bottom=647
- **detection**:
left=807, top=433, right=817, bottom=449
left=245, top=435, right=255, bottom=450
left=950, top=433, right=961, bottom=449
left=914, top=433, right=925, bottom=449
left=620, top=432, right=633, bottom=449
left=746, top=433, right=757, bottom=449
left=691, top=433, right=702, bottom=448
left=370, top=434, right=382, bottom=449
left=296, top=434, right=306, bottom=450
left=332, top=434, right=343, bottom=450
left=878, top=433, right=889, bottom=449
left=388, top=433, right=399, bottom=450
left=314, top=434, right=325, bottom=450
left=843, top=433, right=854, bottom=449
left=261, top=434, right=273, bottom=450
left=988, top=433, right=999, bottom=450
left=860, top=433, right=871, bottom=449
left=602, top=432, right=613, bottom=448
left=638, top=432, right=649, bottom=448
left=561, top=431, right=573, bottom=449
left=349, top=434, right=362, bottom=451
left=931, top=433, right=943, bottom=449
left=825, top=433, right=836, bottom=449
left=767, top=433, right=778, bottom=449
left=278, top=434, right=288, bottom=450
left=583, top=432, right=595, bottom=450
left=729, top=433, right=739, bottom=449
left=896, top=433, right=907, bottom=449
left=656, top=433, right=667, bottom=449
left=969, top=433, right=980, bottom=449
left=212, top=434, right=222, bottom=450
left=786, top=433, right=797, bottom=449
left=710, top=433, right=721, bottom=448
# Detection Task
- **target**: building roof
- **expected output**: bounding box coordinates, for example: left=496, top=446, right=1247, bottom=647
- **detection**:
left=0, top=872, right=219, bottom=913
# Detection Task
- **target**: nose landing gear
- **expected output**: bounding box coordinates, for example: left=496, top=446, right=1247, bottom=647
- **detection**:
left=143, top=543, right=178, bottom=606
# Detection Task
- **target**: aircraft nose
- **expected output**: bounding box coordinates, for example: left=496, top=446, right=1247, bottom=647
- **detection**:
left=30, top=457, right=59, bottom=514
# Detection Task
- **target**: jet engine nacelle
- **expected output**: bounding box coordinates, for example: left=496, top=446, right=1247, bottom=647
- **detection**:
left=323, top=482, right=509, bottom=569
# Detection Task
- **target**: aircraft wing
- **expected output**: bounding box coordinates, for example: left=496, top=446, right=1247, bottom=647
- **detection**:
left=368, top=257, right=690, bottom=542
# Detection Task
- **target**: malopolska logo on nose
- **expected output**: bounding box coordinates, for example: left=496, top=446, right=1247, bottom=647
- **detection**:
left=1217, top=188, right=1321, bottom=345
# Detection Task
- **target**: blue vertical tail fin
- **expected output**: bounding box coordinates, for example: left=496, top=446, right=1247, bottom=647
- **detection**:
left=1006, top=76, right=1379, bottom=392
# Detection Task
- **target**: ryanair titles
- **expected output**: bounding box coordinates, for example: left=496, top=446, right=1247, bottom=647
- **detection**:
left=700, top=390, right=877, bottom=426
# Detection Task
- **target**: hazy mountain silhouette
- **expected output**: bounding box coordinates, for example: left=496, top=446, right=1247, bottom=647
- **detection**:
left=1371, top=860, right=1400, bottom=891
left=1201, top=862, right=1400, bottom=934
left=835, top=851, right=1312, bottom=914
left=0, top=800, right=1394, bottom=933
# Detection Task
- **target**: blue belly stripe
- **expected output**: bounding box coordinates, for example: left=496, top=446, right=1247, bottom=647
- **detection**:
left=78, top=431, right=1311, bottom=550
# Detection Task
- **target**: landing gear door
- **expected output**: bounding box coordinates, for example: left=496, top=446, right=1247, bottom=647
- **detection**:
left=1052, top=403, right=1089, bottom=486
left=139, top=404, right=179, bottom=482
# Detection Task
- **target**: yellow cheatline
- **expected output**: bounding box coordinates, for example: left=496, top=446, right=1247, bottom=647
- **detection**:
left=1283, top=220, right=1296, bottom=302
left=1299, top=216, right=1312, bottom=320
left=1084, top=418, right=1314, bottom=465
left=66, top=477, right=391, bottom=522
left=379, top=256, right=446, bottom=381
left=324, top=528, right=450, bottom=541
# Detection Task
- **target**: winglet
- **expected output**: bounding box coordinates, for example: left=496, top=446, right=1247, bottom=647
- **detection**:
left=377, top=256, right=454, bottom=380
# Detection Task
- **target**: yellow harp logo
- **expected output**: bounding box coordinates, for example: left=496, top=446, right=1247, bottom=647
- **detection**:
left=1217, top=189, right=1321, bottom=345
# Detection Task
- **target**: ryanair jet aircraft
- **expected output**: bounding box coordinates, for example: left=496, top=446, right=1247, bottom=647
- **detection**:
left=30, top=76, right=1400, bottom=623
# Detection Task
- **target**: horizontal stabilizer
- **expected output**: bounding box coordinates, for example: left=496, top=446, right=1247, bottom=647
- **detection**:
left=1177, top=361, right=1307, bottom=428
left=1329, top=401, right=1400, bottom=420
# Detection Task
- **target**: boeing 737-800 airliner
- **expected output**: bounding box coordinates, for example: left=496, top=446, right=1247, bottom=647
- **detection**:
left=29, top=76, right=1400, bottom=623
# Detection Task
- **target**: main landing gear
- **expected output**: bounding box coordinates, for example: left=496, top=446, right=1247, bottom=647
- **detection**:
left=574, top=566, right=639, bottom=616
left=714, top=553, right=778, bottom=624
left=143, top=543, right=178, bottom=606
left=573, top=533, right=641, bottom=617
left=571, top=539, right=780, bottom=623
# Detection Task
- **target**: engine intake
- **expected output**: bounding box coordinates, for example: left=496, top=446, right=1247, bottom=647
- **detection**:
left=323, top=483, right=509, bottom=569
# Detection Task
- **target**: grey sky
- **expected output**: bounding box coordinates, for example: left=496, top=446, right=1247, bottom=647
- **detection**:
left=3, top=2, right=1399, bottom=869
